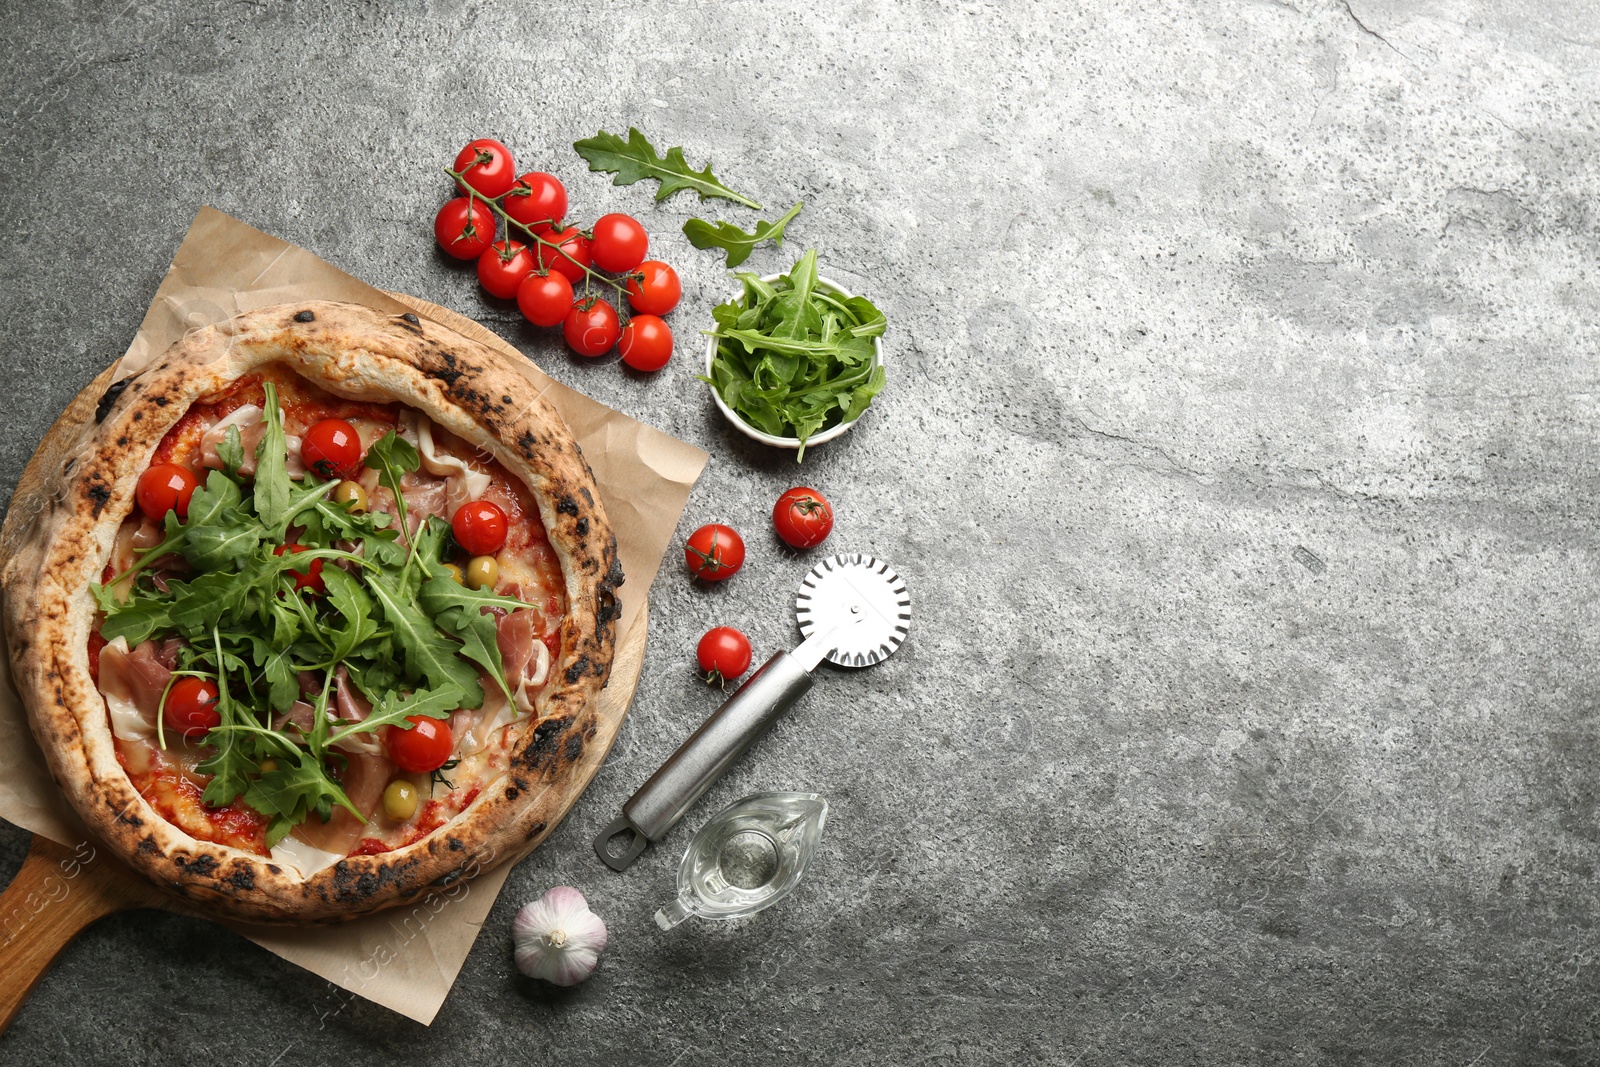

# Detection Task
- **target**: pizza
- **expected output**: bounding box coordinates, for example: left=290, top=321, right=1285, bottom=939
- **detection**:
left=0, top=301, right=622, bottom=923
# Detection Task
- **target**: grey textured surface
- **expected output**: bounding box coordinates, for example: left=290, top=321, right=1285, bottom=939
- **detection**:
left=2, top=0, right=1599, bottom=1062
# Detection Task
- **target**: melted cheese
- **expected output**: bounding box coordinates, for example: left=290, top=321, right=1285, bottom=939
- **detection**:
left=512, top=642, right=550, bottom=716
left=99, top=636, right=157, bottom=741
left=269, top=835, right=346, bottom=878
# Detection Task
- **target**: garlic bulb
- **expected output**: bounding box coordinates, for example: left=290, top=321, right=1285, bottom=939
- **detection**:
left=512, top=886, right=608, bottom=986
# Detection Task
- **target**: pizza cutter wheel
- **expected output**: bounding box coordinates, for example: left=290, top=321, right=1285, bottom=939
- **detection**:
left=594, top=553, right=911, bottom=871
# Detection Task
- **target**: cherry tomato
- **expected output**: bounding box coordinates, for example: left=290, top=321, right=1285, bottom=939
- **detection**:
left=773, top=487, right=834, bottom=549
left=563, top=298, right=621, bottom=358
left=385, top=715, right=455, bottom=773
left=619, top=314, right=673, bottom=372
left=590, top=213, right=648, bottom=273
left=477, top=240, right=535, bottom=300
left=516, top=270, right=575, bottom=327
left=137, top=463, right=199, bottom=521
left=273, top=543, right=326, bottom=594
left=626, top=260, right=682, bottom=315
left=164, top=676, right=221, bottom=738
left=300, top=418, right=362, bottom=479
left=697, top=627, right=753, bottom=684
left=503, top=171, right=567, bottom=233
left=537, top=226, right=593, bottom=283
left=685, top=523, right=745, bottom=581
left=433, top=197, right=495, bottom=260
left=453, top=138, right=515, bottom=198
left=452, top=500, right=508, bottom=556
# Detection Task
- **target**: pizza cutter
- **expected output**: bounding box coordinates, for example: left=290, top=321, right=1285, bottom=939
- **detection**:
left=594, top=552, right=910, bottom=871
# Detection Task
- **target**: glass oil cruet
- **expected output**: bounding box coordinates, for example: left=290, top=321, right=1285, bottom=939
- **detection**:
left=654, top=792, right=828, bottom=929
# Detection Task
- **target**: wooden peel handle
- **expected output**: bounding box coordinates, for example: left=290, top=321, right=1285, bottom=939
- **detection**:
left=0, top=834, right=152, bottom=1033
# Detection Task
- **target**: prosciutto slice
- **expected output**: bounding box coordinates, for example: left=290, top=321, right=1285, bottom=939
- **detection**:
left=271, top=700, right=319, bottom=735
left=400, top=410, right=492, bottom=500
left=280, top=673, right=387, bottom=854
left=496, top=608, right=551, bottom=716
left=98, top=636, right=172, bottom=740
left=396, top=471, right=451, bottom=527
left=331, top=667, right=385, bottom=756
left=108, top=518, right=164, bottom=594
left=288, top=749, right=389, bottom=856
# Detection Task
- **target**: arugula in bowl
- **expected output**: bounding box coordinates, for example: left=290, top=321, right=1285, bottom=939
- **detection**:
left=701, top=250, right=887, bottom=460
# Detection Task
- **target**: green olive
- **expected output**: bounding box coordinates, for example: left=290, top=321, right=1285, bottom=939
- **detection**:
left=259, top=758, right=280, bottom=775
left=332, top=480, right=368, bottom=512
left=465, top=555, right=498, bottom=591
left=443, top=562, right=464, bottom=584
left=383, top=779, right=419, bottom=822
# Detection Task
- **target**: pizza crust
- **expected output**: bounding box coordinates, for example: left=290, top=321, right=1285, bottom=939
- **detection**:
left=0, top=301, right=622, bottom=923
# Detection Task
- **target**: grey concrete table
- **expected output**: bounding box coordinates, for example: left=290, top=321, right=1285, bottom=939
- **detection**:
left=2, top=1, right=1597, bottom=1063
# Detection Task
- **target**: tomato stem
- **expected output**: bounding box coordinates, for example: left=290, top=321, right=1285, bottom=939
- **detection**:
left=444, top=166, right=627, bottom=298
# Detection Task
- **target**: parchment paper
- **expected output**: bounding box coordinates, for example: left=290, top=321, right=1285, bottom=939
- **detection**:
left=0, top=207, right=707, bottom=1023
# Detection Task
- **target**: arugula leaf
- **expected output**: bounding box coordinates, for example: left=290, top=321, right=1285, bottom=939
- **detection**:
left=277, top=477, right=340, bottom=534
left=262, top=647, right=301, bottom=714
left=701, top=249, right=888, bottom=460
left=244, top=745, right=361, bottom=848
left=328, top=683, right=463, bottom=747
left=168, top=569, right=264, bottom=634
left=419, top=575, right=529, bottom=704
left=196, top=630, right=257, bottom=809
left=183, top=513, right=262, bottom=571
left=573, top=127, right=761, bottom=209
left=367, top=571, right=483, bottom=704
left=364, top=430, right=421, bottom=573
left=408, top=516, right=453, bottom=585
left=321, top=566, right=378, bottom=663
left=253, top=383, right=292, bottom=530
left=96, top=596, right=174, bottom=646
left=184, top=469, right=242, bottom=527
left=216, top=424, right=245, bottom=478
left=683, top=201, right=803, bottom=268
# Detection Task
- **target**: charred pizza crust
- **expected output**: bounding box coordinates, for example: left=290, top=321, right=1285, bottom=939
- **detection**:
left=0, top=301, right=622, bottom=923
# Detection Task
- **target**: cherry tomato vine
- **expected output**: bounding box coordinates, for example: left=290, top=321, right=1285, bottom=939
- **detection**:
left=445, top=163, right=629, bottom=299
left=437, top=148, right=683, bottom=368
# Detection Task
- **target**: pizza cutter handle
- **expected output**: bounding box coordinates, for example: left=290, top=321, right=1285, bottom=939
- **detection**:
left=594, top=651, right=814, bottom=871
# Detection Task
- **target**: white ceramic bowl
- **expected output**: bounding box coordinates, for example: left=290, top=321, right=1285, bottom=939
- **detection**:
left=703, top=273, right=885, bottom=451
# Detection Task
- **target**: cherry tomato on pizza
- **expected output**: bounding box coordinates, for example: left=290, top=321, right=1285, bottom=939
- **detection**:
left=273, top=543, right=326, bottom=595
left=300, top=418, right=362, bottom=479
left=452, top=500, right=508, bottom=556
left=563, top=298, right=621, bottom=358
left=503, top=171, right=567, bottom=234
left=385, top=715, right=455, bottom=773
left=477, top=240, right=535, bottom=300
left=433, top=197, right=495, bottom=260
left=626, top=260, right=681, bottom=315
left=137, top=463, right=199, bottom=521
left=685, top=523, right=745, bottom=581
left=163, top=676, right=221, bottom=739
left=590, top=213, right=648, bottom=274
left=697, top=627, right=753, bottom=684
left=773, top=487, right=834, bottom=549
left=453, top=138, right=516, bottom=198
left=618, top=314, right=673, bottom=372
left=537, top=226, right=593, bottom=283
